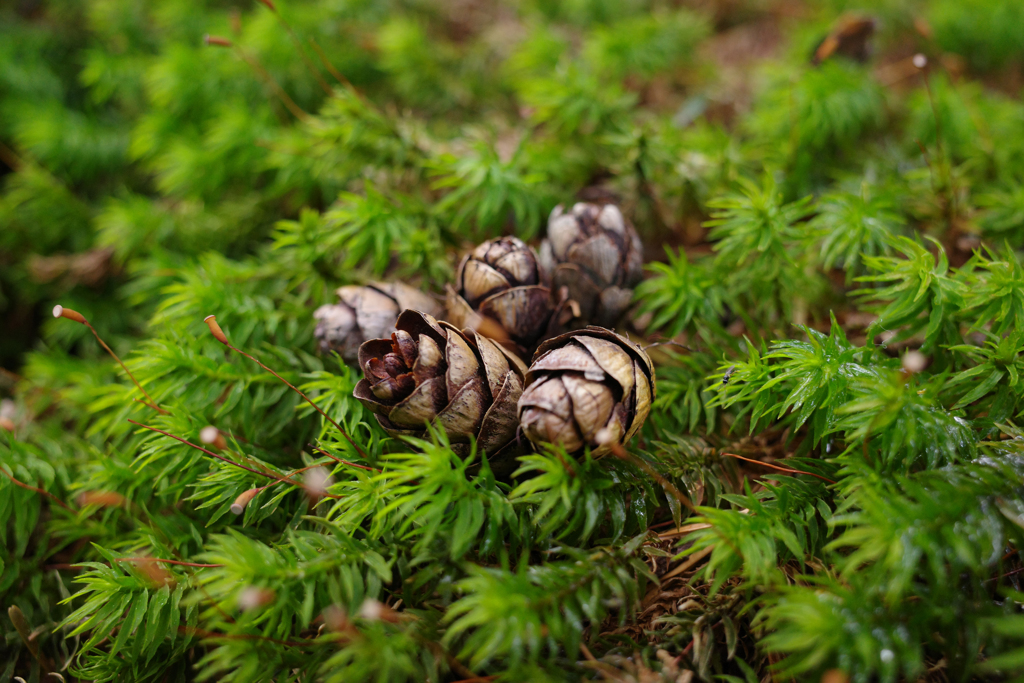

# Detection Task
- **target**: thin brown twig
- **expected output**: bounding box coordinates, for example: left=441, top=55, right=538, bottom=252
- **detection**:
left=81, top=320, right=168, bottom=414
left=673, top=622, right=727, bottom=667
left=308, top=37, right=361, bottom=97
left=721, top=452, right=836, bottom=484
left=242, top=463, right=321, bottom=502
left=133, top=397, right=165, bottom=412
left=661, top=545, right=714, bottom=581
left=128, top=419, right=273, bottom=478
left=305, top=37, right=421, bottom=156
left=44, top=563, right=82, bottom=571
left=675, top=633, right=696, bottom=663
left=642, top=340, right=693, bottom=353
left=205, top=37, right=309, bottom=122
left=261, top=4, right=332, bottom=95
left=0, top=467, right=73, bottom=512
left=987, top=566, right=1024, bottom=584
left=657, top=522, right=712, bottom=540
left=649, top=519, right=679, bottom=530
left=264, top=464, right=319, bottom=487
left=235, top=48, right=309, bottom=121
left=128, top=419, right=341, bottom=499
left=0, top=140, right=22, bottom=171
left=876, top=55, right=923, bottom=87
left=204, top=318, right=366, bottom=459
left=607, top=442, right=696, bottom=513
left=0, top=367, right=23, bottom=383
left=312, top=446, right=379, bottom=472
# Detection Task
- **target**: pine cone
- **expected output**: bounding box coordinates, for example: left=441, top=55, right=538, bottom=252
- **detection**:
left=353, top=310, right=527, bottom=462
left=446, top=236, right=560, bottom=358
left=539, top=202, right=643, bottom=327
left=314, top=283, right=442, bottom=363
left=517, top=327, right=654, bottom=457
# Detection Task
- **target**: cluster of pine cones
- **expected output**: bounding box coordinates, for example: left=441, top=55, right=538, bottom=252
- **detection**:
left=314, top=202, right=654, bottom=474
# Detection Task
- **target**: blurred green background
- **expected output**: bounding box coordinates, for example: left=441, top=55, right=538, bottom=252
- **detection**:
left=3, top=0, right=1023, bottom=376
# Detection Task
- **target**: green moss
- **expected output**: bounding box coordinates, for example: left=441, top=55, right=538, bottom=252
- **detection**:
left=3, top=0, right=1024, bottom=681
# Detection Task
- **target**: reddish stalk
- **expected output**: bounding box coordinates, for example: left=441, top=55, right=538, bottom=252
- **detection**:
left=204, top=36, right=309, bottom=121
left=648, top=519, right=680, bottom=530
left=311, top=446, right=379, bottom=472
left=237, top=48, right=310, bottom=121
left=721, top=452, right=836, bottom=484
left=988, top=567, right=1024, bottom=583
left=54, top=305, right=168, bottom=414
left=128, top=419, right=342, bottom=499
left=133, top=398, right=165, bottom=412
left=257, top=0, right=332, bottom=96
left=308, top=37, right=367, bottom=103
left=0, top=467, right=73, bottom=512
left=0, top=367, right=22, bottom=383
left=0, top=140, right=22, bottom=171
left=676, top=635, right=696, bottom=663
left=129, top=419, right=273, bottom=478
left=304, top=36, right=420, bottom=154
left=203, top=315, right=367, bottom=459
left=231, top=464, right=322, bottom=514
left=642, top=340, right=693, bottom=353
left=606, top=442, right=696, bottom=513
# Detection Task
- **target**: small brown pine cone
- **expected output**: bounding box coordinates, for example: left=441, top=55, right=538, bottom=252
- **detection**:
left=517, top=327, right=654, bottom=457
left=447, top=236, right=567, bottom=358
left=353, top=310, right=528, bottom=466
left=539, top=202, right=643, bottom=327
left=314, top=283, right=442, bottom=363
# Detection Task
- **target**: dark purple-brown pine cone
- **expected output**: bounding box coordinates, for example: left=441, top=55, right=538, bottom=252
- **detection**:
left=353, top=310, right=527, bottom=463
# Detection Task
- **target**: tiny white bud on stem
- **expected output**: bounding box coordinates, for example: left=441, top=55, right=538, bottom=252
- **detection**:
left=902, top=350, right=928, bottom=374
left=322, top=605, right=352, bottom=633
left=200, top=425, right=228, bottom=450
left=237, top=586, right=275, bottom=611
left=359, top=599, right=383, bottom=620
left=303, top=467, right=334, bottom=499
